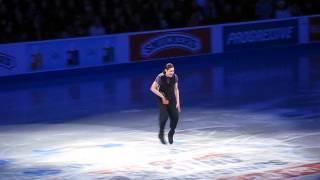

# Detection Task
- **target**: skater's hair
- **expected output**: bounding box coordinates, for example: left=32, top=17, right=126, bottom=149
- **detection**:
left=165, top=63, right=174, bottom=70
left=163, top=63, right=174, bottom=74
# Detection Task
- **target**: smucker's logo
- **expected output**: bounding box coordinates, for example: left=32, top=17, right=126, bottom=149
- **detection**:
left=141, top=33, right=201, bottom=57
left=0, top=52, right=16, bottom=70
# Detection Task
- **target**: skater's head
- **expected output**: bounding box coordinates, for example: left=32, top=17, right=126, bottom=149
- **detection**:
left=164, top=63, right=175, bottom=77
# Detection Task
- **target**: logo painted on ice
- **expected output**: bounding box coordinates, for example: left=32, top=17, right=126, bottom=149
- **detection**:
left=0, top=52, right=16, bottom=70
left=221, top=162, right=320, bottom=179
left=141, top=33, right=201, bottom=57
left=0, top=159, right=9, bottom=166
left=23, top=168, right=62, bottom=176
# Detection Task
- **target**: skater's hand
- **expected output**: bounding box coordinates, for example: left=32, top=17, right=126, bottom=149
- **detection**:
left=176, top=103, right=181, bottom=112
left=161, top=97, right=169, bottom=105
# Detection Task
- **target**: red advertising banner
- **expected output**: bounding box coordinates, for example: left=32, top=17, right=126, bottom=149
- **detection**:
left=311, top=55, right=320, bottom=81
left=309, top=16, right=320, bottom=42
left=130, top=28, right=211, bottom=61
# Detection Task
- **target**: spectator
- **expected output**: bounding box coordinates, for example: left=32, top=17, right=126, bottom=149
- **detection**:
left=0, top=0, right=319, bottom=44
left=274, top=0, right=293, bottom=19
left=89, top=17, right=106, bottom=36
left=256, top=0, right=273, bottom=19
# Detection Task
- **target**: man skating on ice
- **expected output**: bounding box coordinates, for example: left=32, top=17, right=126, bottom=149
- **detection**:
left=150, top=63, right=181, bottom=144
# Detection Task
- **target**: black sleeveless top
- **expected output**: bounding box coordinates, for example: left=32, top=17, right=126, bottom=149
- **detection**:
left=155, top=72, right=178, bottom=101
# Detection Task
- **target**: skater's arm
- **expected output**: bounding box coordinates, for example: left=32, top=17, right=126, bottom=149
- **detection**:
left=150, top=81, right=169, bottom=104
left=150, top=81, right=164, bottom=98
left=175, top=82, right=181, bottom=112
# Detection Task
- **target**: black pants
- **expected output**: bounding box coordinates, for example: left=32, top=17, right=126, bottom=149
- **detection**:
left=158, top=101, right=179, bottom=136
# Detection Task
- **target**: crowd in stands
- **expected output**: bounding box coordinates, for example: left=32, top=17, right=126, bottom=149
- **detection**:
left=1, top=0, right=319, bottom=43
